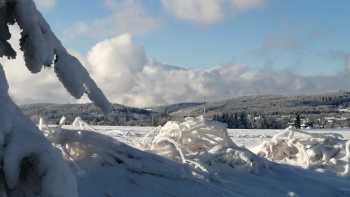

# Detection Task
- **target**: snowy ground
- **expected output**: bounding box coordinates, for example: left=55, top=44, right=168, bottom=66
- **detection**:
left=62, top=125, right=350, bottom=149
left=55, top=124, right=350, bottom=197
left=228, top=128, right=350, bottom=148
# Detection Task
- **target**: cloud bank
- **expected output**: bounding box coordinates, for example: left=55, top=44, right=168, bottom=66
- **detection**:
left=2, top=27, right=350, bottom=107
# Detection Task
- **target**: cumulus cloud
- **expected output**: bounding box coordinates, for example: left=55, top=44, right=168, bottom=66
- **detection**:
left=79, top=34, right=350, bottom=107
left=34, top=0, right=56, bottom=10
left=2, top=28, right=350, bottom=107
left=65, top=0, right=160, bottom=39
left=161, top=0, right=266, bottom=24
left=87, top=33, right=147, bottom=94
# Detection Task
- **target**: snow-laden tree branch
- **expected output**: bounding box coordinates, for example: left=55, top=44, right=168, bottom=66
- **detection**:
left=0, top=0, right=113, bottom=196
left=0, top=0, right=112, bottom=114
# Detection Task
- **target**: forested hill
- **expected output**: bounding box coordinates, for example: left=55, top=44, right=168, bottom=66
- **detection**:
left=20, top=91, right=350, bottom=127
left=169, top=91, right=350, bottom=117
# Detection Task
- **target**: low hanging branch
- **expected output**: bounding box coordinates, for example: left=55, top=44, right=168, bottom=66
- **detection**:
left=0, top=0, right=112, bottom=114
left=0, top=0, right=113, bottom=196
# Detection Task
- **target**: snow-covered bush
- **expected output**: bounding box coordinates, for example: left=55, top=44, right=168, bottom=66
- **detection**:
left=139, top=116, right=268, bottom=176
left=253, top=127, right=350, bottom=176
left=0, top=0, right=112, bottom=196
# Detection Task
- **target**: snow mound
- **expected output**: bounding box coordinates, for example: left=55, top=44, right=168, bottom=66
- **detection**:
left=41, top=123, right=231, bottom=197
left=43, top=124, right=191, bottom=180
left=139, top=116, right=268, bottom=175
left=253, top=127, right=350, bottom=176
left=0, top=66, right=78, bottom=197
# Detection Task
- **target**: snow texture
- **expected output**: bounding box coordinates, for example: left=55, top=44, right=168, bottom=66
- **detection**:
left=253, top=126, right=350, bottom=176
left=0, top=0, right=112, bottom=114
left=138, top=116, right=268, bottom=176
left=0, top=0, right=112, bottom=196
left=0, top=64, right=78, bottom=197
left=39, top=118, right=350, bottom=197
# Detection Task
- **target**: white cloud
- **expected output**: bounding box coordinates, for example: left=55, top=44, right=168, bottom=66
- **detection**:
left=33, top=0, right=56, bottom=10
left=87, top=33, right=147, bottom=94
left=82, top=34, right=350, bottom=107
left=161, top=0, right=266, bottom=24
left=65, top=0, right=266, bottom=38
left=65, top=0, right=160, bottom=39
left=231, top=0, right=265, bottom=11
left=161, top=0, right=225, bottom=24
left=2, top=28, right=350, bottom=107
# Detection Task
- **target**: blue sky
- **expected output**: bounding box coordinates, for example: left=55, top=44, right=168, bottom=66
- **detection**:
left=37, top=0, right=350, bottom=76
left=4, top=0, right=350, bottom=106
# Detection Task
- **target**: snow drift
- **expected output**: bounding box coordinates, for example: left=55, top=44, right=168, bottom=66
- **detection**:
left=253, top=127, right=350, bottom=176
left=41, top=120, right=229, bottom=197
left=38, top=117, right=350, bottom=197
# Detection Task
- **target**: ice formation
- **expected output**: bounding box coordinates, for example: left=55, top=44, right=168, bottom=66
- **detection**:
left=139, top=116, right=268, bottom=176
left=253, top=126, right=350, bottom=176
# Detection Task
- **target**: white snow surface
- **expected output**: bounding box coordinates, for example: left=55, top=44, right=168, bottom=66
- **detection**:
left=252, top=127, right=350, bottom=176
left=42, top=117, right=350, bottom=197
left=0, top=65, right=78, bottom=197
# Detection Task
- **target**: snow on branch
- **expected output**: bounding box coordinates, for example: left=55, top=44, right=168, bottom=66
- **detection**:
left=0, top=0, right=113, bottom=196
left=0, top=0, right=112, bottom=114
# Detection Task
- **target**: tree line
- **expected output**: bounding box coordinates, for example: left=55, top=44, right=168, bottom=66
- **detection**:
left=212, top=112, right=288, bottom=129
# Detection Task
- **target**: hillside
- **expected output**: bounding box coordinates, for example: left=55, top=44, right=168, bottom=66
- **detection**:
left=21, top=103, right=157, bottom=126
left=170, top=92, right=350, bottom=117
left=21, top=91, right=350, bottom=128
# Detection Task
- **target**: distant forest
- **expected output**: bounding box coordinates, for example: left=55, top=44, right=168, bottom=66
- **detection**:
left=21, top=91, right=350, bottom=129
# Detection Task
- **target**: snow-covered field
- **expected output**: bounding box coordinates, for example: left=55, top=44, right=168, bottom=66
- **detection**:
left=64, top=124, right=350, bottom=149
left=55, top=120, right=350, bottom=197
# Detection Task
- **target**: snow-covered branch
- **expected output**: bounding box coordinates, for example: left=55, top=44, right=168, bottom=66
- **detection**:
left=0, top=0, right=112, bottom=114
left=0, top=0, right=114, bottom=196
